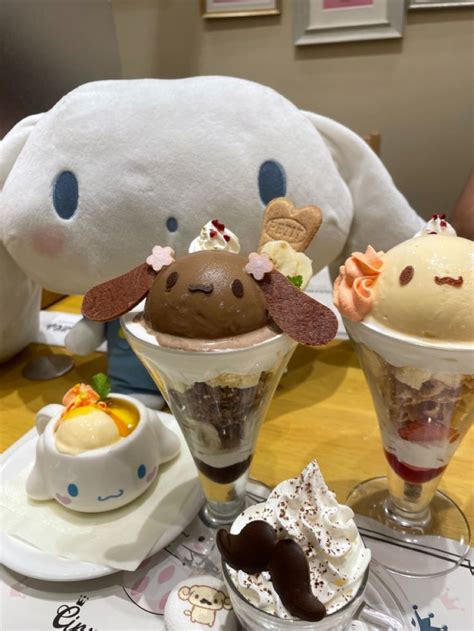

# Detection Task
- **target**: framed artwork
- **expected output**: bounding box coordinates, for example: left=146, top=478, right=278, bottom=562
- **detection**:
left=409, top=0, right=474, bottom=7
left=201, top=0, right=280, bottom=18
left=294, top=0, right=406, bottom=45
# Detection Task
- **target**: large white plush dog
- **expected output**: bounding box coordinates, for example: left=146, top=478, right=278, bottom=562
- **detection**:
left=0, top=77, right=422, bottom=402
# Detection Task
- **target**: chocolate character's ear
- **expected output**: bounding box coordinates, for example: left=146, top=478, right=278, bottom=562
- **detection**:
left=82, top=263, right=156, bottom=322
left=258, top=270, right=337, bottom=346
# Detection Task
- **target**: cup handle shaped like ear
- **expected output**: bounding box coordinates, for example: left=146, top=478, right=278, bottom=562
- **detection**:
left=148, top=411, right=181, bottom=463
left=258, top=270, right=338, bottom=346
left=36, top=404, right=64, bottom=435
left=25, top=439, right=53, bottom=500
left=82, top=263, right=157, bottom=322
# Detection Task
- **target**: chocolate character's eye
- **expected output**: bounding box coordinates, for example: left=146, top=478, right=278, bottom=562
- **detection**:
left=232, top=279, right=244, bottom=298
left=166, top=271, right=178, bottom=290
left=137, top=464, right=146, bottom=479
left=399, top=265, right=414, bottom=285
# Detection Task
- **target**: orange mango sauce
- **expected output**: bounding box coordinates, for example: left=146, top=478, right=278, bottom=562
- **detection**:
left=60, top=399, right=140, bottom=437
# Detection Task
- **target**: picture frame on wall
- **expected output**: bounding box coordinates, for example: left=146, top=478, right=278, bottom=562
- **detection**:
left=294, top=0, right=406, bottom=46
left=201, top=0, right=280, bottom=19
left=408, top=0, right=474, bottom=8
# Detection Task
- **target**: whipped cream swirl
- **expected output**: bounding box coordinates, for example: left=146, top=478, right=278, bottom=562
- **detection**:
left=228, top=460, right=370, bottom=618
left=415, top=214, right=457, bottom=237
left=189, top=219, right=240, bottom=254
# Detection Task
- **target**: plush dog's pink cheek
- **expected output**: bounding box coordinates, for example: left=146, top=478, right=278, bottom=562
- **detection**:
left=146, top=467, right=157, bottom=483
left=56, top=493, right=72, bottom=505
left=31, top=227, right=66, bottom=257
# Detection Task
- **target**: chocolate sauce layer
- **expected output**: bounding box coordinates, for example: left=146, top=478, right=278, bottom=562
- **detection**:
left=195, top=455, right=253, bottom=484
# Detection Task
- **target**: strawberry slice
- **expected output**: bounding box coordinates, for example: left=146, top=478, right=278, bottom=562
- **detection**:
left=398, top=421, right=452, bottom=442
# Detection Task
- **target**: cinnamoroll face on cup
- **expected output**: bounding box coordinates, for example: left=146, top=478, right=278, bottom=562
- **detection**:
left=26, top=390, right=180, bottom=513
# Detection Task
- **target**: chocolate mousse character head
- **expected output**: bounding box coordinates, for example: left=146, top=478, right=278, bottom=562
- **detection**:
left=145, top=250, right=268, bottom=338
left=82, top=247, right=338, bottom=346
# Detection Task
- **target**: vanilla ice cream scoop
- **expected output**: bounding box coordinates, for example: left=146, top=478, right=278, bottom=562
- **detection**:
left=260, top=240, right=313, bottom=289
left=369, top=233, right=474, bottom=343
left=55, top=408, right=121, bottom=455
left=333, top=218, right=474, bottom=344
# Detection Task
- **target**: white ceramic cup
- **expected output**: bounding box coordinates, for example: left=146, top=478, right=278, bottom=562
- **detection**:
left=26, top=394, right=180, bottom=512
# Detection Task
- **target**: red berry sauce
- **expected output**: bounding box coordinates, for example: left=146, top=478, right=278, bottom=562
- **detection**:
left=384, top=450, right=446, bottom=484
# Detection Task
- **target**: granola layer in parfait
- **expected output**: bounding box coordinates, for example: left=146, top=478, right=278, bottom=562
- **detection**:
left=358, top=343, right=473, bottom=485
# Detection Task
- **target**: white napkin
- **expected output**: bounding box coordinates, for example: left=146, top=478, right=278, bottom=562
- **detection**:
left=0, top=419, right=202, bottom=571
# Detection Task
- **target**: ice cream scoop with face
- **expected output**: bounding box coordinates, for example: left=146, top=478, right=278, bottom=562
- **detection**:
left=217, top=461, right=370, bottom=623
left=82, top=209, right=338, bottom=348
left=145, top=251, right=269, bottom=340
left=369, top=218, right=473, bottom=343
left=334, top=214, right=474, bottom=343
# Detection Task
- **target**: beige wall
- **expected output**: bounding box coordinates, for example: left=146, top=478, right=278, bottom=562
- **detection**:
left=112, top=0, right=473, bottom=219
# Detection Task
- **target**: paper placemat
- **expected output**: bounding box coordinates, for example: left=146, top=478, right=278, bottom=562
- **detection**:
left=1, top=514, right=472, bottom=630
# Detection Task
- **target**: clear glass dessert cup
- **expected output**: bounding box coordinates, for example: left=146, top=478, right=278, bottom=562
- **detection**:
left=121, top=312, right=296, bottom=527
left=222, top=561, right=370, bottom=631
left=344, top=318, right=473, bottom=577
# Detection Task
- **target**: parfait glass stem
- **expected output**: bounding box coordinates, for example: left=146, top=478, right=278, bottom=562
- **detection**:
left=199, top=470, right=249, bottom=527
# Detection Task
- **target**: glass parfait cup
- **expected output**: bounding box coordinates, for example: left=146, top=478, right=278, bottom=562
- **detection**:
left=344, top=318, right=473, bottom=577
left=121, top=311, right=296, bottom=527
left=222, top=561, right=370, bottom=631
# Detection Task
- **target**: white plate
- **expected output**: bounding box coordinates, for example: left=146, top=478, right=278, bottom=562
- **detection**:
left=0, top=412, right=203, bottom=582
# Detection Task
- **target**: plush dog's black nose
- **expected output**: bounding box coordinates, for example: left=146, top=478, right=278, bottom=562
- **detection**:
left=200, top=597, right=212, bottom=606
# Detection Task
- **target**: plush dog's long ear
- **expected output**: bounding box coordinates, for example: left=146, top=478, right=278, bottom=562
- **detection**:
left=0, top=115, right=44, bottom=362
left=258, top=270, right=337, bottom=346
left=301, top=111, right=424, bottom=267
left=0, top=114, right=43, bottom=189
left=82, top=263, right=156, bottom=321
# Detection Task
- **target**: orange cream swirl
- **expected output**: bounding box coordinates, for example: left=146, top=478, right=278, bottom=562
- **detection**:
left=333, top=246, right=384, bottom=321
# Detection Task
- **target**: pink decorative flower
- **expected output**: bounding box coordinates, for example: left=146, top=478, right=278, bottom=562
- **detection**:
left=146, top=246, right=175, bottom=272
left=245, top=252, right=274, bottom=280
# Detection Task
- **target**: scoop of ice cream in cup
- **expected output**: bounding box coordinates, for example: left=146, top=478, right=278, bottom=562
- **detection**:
left=81, top=203, right=339, bottom=527
left=333, top=215, right=474, bottom=577
left=26, top=375, right=180, bottom=512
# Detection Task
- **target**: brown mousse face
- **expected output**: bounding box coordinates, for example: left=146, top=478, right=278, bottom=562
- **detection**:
left=144, top=250, right=268, bottom=339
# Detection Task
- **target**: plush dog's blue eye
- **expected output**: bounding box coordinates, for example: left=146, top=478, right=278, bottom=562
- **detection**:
left=258, top=160, right=286, bottom=205
left=166, top=217, right=178, bottom=232
left=67, top=483, right=79, bottom=497
left=137, top=464, right=147, bottom=479
left=53, top=171, right=79, bottom=219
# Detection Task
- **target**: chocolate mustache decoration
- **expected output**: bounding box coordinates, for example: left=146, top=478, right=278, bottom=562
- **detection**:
left=217, top=520, right=327, bottom=622
left=217, top=520, right=277, bottom=574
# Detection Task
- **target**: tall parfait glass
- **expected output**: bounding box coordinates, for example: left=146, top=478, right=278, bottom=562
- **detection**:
left=344, top=317, right=473, bottom=577
left=121, top=310, right=296, bottom=527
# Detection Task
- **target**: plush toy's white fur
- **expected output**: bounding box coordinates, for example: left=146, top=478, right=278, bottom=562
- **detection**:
left=0, top=76, right=423, bottom=372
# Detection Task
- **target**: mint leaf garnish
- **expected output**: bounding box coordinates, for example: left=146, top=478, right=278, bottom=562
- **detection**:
left=287, top=275, right=303, bottom=289
left=91, top=373, right=111, bottom=400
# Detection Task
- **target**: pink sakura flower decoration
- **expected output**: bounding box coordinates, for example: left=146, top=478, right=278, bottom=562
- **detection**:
left=245, top=252, right=274, bottom=281
left=146, top=246, right=175, bottom=272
